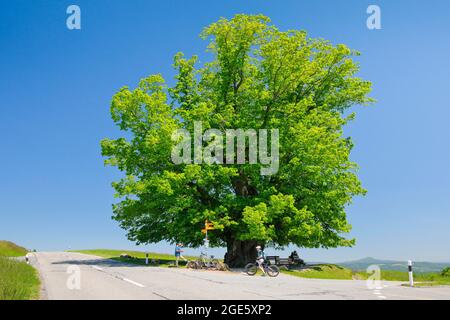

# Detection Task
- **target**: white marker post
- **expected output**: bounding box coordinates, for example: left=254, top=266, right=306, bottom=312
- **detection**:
left=408, top=260, right=414, bottom=287
left=145, top=253, right=149, bottom=265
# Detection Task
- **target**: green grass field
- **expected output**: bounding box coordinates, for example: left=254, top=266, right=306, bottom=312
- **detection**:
left=0, top=240, right=28, bottom=257
left=70, top=249, right=198, bottom=267
left=283, top=264, right=450, bottom=286
left=355, top=269, right=450, bottom=285
left=282, top=264, right=356, bottom=280
left=0, top=241, right=40, bottom=300
left=401, top=272, right=450, bottom=286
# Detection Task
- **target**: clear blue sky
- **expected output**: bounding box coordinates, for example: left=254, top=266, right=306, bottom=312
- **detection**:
left=1, top=0, right=449, bottom=263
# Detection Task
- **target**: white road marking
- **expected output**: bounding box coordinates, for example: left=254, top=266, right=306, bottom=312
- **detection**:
left=123, top=278, right=145, bottom=288
left=91, top=264, right=144, bottom=288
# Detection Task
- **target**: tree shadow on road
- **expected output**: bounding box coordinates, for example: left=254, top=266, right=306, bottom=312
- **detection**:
left=51, top=257, right=185, bottom=268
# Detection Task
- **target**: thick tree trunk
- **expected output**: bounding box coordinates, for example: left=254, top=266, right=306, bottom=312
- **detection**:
left=224, top=239, right=259, bottom=268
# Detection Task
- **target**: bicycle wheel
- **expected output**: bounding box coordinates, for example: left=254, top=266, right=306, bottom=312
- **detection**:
left=245, top=263, right=258, bottom=276
left=267, top=265, right=280, bottom=277
left=186, top=261, right=196, bottom=269
left=211, top=259, right=220, bottom=270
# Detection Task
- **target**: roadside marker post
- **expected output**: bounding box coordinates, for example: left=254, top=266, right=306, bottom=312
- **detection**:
left=145, top=253, right=149, bottom=265
left=408, top=260, right=414, bottom=287
left=201, top=220, right=214, bottom=258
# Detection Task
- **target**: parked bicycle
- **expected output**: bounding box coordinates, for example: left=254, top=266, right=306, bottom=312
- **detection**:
left=187, top=252, right=229, bottom=271
left=245, top=260, right=280, bottom=277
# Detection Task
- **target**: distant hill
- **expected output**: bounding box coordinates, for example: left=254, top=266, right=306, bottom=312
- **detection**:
left=0, top=240, right=28, bottom=257
left=339, top=257, right=450, bottom=273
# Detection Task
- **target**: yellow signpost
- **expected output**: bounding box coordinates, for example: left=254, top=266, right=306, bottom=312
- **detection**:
left=201, top=220, right=215, bottom=260
left=205, top=220, right=215, bottom=230
left=202, top=220, right=214, bottom=238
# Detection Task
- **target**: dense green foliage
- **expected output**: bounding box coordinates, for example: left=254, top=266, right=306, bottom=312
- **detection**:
left=441, top=267, right=450, bottom=277
left=101, top=14, right=373, bottom=266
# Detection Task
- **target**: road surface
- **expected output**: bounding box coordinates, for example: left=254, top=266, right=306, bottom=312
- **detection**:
left=30, top=252, right=450, bottom=300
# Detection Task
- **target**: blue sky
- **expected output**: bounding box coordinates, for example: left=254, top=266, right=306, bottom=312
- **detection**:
left=1, top=0, right=449, bottom=263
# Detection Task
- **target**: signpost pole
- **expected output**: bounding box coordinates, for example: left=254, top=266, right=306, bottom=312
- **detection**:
left=408, top=260, right=414, bottom=287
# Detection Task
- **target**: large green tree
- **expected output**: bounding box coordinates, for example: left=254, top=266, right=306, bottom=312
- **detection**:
left=101, top=14, right=373, bottom=267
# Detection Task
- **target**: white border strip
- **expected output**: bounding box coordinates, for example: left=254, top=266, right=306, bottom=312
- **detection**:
left=123, top=278, right=145, bottom=288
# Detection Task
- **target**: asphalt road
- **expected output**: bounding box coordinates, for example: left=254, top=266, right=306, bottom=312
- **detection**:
left=30, top=252, right=450, bottom=300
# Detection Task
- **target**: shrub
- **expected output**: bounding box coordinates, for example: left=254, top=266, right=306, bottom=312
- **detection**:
left=441, top=267, right=450, bottom=277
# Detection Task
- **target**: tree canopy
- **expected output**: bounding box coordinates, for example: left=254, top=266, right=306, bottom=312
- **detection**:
left=101, top=14, right=373, bottom=266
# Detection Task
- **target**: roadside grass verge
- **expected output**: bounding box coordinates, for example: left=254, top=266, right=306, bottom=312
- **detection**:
left=69, top=249, right=198, bottom=267
left=0, top=240, right=28, bottom=257
left=282, top=264, right=355, bottom=280
left=354, top=269, right=450, bottom=285
left=283, top=264, right=450, bottom=286
left=398, top=272, right=450, bottom=287
left=0, top=256, right=40, bottom=300
left=410, top=281, right=450, bottom=287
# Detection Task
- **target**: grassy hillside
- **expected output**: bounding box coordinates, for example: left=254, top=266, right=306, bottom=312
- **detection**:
left=0, top=240, right=28, bottom=257
left=0, top=241, right=39, bottom=300
left=0, top=256, right=40, bottom=300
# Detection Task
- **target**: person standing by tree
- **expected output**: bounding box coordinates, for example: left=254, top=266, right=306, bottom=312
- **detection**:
left=175, top=243, right=187, bottom=267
